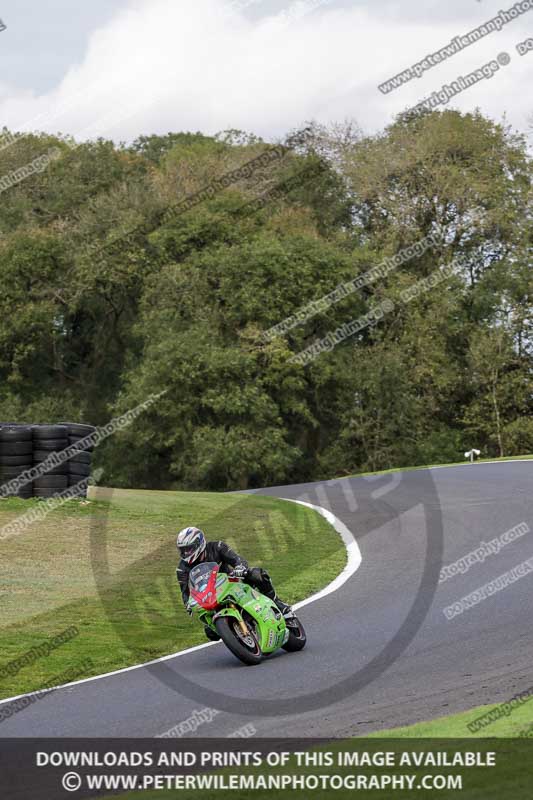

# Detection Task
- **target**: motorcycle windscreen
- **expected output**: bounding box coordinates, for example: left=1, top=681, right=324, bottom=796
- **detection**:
left=188, top=561, right=219, bottom=592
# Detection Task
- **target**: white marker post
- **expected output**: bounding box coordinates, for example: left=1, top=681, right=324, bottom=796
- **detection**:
left=464, top=448, right=481, bottom=463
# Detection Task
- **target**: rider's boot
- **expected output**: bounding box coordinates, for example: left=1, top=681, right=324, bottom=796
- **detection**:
left=274, top=597, right=294, bottom=618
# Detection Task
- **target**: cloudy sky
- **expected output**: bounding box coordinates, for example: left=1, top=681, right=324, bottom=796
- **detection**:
left=0, top=0, right=531, bottom=144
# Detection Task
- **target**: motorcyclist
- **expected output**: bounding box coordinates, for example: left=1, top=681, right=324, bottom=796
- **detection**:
left=176, top=526, right=293, bottom=641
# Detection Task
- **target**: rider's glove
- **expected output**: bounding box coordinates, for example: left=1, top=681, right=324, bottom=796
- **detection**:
left=231, top=564, right=248, bottom=579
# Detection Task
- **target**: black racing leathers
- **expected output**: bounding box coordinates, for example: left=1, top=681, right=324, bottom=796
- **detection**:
left=176, top=540, right=278, bottom=606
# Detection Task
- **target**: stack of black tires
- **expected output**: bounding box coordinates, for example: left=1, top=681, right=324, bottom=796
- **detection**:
left=62, top=422, right=95, bottom=498
left=0, top=422, right=96, bottom=500
left=32, top=424, right=70, bottom=499
left=0, top=424, right=33, bottom=499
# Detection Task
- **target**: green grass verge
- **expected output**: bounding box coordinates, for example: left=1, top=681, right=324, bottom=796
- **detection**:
left=346, top=454, right=533, bottom=480
left=368, top=698, right=533, bottom=738
left=0, top=487, right=346, bottom=700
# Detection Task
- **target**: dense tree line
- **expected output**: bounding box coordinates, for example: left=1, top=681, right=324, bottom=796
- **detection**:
left=0, top=110, right=531, bottom=490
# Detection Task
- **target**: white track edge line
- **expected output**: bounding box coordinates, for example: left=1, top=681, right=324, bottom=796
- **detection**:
left=287, top=499, right=361, bottom=610
left=0, top=497, right=361, bottom=707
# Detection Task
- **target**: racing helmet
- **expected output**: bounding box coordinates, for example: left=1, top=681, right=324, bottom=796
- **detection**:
left=176, top=526, right=206, bottom=565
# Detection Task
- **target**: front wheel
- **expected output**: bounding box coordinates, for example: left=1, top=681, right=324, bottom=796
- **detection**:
left=282, top=616, right=307, bottom=652
left=215, top=616, right=262, bottom=665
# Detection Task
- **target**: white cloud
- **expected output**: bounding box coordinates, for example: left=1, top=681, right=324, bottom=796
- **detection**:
left=1, top=0, right=532, bottom=142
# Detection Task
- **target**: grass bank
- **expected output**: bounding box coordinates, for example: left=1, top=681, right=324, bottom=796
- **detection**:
left=369, top=698, right=533, bottom=738
left=0, top=487, right=346, bottom=700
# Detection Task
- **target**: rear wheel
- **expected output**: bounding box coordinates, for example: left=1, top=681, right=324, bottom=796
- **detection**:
left=282, top=616, right=307, bottom=652
left=214, top=616, right=262, bottom=665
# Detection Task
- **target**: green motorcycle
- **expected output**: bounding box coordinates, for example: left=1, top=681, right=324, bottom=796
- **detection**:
left=187, top=561, right=306, bottom=665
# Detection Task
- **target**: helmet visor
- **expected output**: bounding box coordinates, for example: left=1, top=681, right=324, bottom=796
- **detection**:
left=179, top=542, right=202, bottom=562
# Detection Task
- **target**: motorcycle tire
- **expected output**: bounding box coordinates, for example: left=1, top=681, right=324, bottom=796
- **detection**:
left=282, top=616, right=307, bottom=652
left=214, top=617, right=262, bottom=666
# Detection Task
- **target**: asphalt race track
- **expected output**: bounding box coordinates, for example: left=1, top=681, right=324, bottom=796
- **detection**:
left=1, top=461, right=532, bottom=737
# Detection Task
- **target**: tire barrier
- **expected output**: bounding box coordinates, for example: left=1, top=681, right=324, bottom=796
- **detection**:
left=60, top=422, right=95, bottom=498
left=0, top=425, right=33, bottom=499
left=0, top=422, right=96, bottom=500
left=32, top=424, right=68, bottom=500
